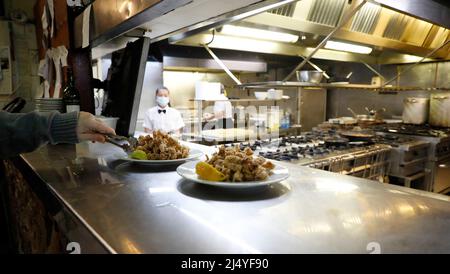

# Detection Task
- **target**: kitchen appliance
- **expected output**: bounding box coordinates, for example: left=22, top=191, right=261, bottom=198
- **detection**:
left=402, top=97, right=429, bottom=125
left=375, top=132, right=431, bottom=190
left=430, top=92, right=450, bottom=128
left=296, top=70, right=323, bottom=83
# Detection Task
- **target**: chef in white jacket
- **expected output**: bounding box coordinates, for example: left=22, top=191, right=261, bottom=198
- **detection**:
left=203, top=84, right=234, bottom=129
left=143, top=87, right=185, bottom=135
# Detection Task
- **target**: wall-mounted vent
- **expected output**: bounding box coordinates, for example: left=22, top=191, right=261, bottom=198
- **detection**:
left=383, top=13, right=410, bottom=40
left=268, top=2, right=296, bottom=17
left=307, top=0, right=347, bottom=27
left=350, top=2, right=381, bottom=34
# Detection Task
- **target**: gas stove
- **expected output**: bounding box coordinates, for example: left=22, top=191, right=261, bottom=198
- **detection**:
left=257, top=139, right=371, bottom=163
left=235, top=132, right=419, bottom=161
left=235, top=134, right=368, bottom=163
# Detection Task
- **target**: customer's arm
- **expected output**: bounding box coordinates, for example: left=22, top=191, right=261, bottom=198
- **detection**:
left=0, top=111, right=115, bottom=159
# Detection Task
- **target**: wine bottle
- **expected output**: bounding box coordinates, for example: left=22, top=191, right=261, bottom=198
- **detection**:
left=63, top=68, right=81, bottom=113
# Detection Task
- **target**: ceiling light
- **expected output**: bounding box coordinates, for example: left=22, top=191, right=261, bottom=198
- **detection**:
left=324, top=40, right=373, bottom=54
left=402, top=54, right=424, bottom=63
left=220, top=25, right=299, bottom=43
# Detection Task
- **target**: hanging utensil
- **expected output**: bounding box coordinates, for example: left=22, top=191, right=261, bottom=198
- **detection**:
left=346, top=71, right=353, bottom=79
left=347, top=107, right=357, bottom=118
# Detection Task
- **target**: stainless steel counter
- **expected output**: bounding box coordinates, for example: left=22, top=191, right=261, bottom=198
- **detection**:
left=19, top=142, right=450, bottom=253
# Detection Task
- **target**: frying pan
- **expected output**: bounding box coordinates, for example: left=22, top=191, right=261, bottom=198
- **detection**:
left=340, top=130, right=375, bottom=141
left=324, top=137, right=349, bottom=147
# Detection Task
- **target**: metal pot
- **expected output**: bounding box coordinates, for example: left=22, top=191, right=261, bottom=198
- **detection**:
left=402, top=97, right=429, bottom=125
left=430, top=93, right=450, bottom=127
left=296, top=71, right=323, bottom=83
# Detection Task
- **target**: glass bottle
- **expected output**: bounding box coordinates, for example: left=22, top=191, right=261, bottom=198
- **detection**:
left=63, top=68, right=81, bottom=113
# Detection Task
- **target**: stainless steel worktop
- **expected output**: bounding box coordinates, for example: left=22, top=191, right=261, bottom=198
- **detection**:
left=20, top=141, right=450, bottom=253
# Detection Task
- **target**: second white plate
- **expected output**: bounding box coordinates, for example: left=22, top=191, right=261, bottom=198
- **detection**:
left=176, top=160, right=289, bottom=188
left=118, top=149, right=203, bottom=165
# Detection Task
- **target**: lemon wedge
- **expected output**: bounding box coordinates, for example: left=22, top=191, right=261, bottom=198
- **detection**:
left=195, top=162, right=226, bottom=181
left=130, top=149, right=147, bottom=160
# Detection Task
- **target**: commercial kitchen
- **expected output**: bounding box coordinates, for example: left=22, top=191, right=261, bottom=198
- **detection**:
left=0, top=0, right=450, bottom=254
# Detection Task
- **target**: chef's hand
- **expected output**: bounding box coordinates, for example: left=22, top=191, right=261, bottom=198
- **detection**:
left=77, top=112, right=116, bottom=143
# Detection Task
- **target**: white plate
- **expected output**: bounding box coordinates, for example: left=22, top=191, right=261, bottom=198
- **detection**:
left=176, top=160, right=289, bottom=188
left=118, top=149, right=203, bottom=165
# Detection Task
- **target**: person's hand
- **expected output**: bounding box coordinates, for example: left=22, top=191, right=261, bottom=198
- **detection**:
left=77, top=112, right=116, bottom=143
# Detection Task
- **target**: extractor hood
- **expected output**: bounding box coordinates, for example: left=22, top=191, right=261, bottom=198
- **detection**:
left=170, top=0, right=450, bottom=64
left=76, top=0, right=295, bottom=56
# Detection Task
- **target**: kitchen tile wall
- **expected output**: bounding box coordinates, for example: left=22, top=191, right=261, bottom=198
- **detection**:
left=0, top=22, right=39, bottom=112
left=0, top=0, right=39, bottom=112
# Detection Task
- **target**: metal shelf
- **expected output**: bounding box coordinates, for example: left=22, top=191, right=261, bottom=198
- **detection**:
left=235, top=81, right=450, bottom=91
left=190, top=98, right=289, bottom=102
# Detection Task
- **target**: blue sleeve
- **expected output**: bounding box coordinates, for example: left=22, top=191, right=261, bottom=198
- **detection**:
left=0, top=111, right=79, bottom=159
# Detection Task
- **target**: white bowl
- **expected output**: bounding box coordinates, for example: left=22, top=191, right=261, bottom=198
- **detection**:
left=267, top=89, right=283, bottom=100
left=254, top=92, right=268, bottom=100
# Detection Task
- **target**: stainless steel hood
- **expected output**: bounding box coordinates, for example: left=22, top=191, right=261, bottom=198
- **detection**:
left=163, top=56, right=267, bottom=72
left=170, top=0, right=450, bottom=64
left=76, top=0, right=293, bottom=52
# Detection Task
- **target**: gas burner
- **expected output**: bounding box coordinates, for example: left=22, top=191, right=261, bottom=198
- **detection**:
left=235, top=140, right=269, bottom=151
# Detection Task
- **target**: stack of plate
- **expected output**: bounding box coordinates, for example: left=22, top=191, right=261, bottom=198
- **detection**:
left=35, top=98, right=64, bottom=113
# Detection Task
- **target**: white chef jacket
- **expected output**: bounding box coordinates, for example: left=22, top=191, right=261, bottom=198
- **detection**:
left=213, top=94, right=233, bottom=119
left=143, top=106, right=185, bottom=133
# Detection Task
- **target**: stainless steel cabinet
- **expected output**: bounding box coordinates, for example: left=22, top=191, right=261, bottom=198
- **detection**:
left=434, top=158, right=450, bottom=194
left=298, top=88, right=327, bottom=131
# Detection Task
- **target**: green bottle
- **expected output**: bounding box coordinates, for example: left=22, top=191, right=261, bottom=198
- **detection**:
left=63, top=68, right=81, bottom=113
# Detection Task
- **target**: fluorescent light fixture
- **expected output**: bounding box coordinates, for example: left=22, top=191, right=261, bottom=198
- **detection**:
left=220, top=25, right=299, bottom=43
left=202, top=34, right=287, bottom=54
left=325, top=40, right=373, bottom=54
left=402, top=54, right=424, bottom=63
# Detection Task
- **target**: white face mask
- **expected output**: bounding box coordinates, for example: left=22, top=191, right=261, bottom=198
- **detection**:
left=156, top=96, right=170, bottom=107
